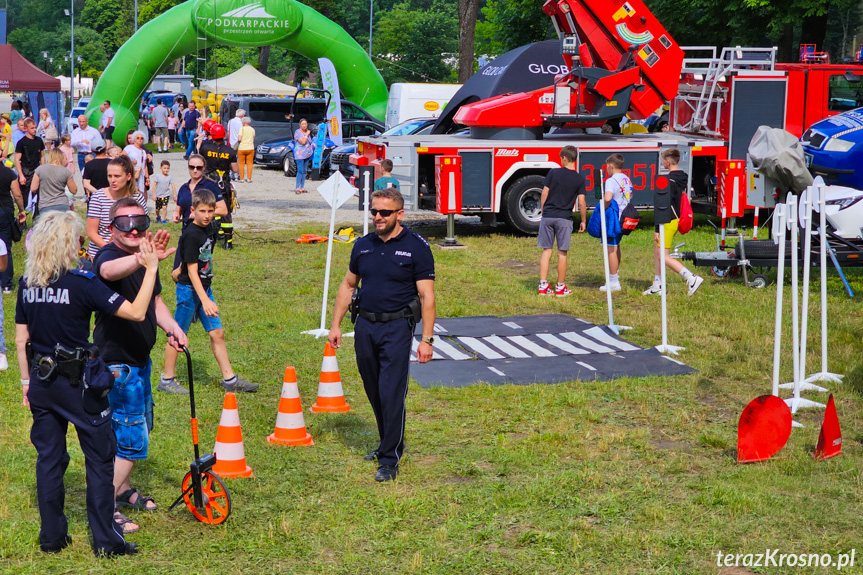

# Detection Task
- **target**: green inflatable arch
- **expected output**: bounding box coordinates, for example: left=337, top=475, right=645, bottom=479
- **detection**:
left=86, top=0, right=388, bottom=144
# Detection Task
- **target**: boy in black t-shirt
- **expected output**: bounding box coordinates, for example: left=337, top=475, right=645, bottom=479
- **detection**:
left=14, top=118, right=45, bottom=198
left=537, top=145, right=587, bottom=297
left=159, top=189, right=258, bottom=393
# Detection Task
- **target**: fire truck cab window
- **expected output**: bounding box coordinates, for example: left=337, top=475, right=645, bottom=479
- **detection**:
left=827, top=74, right=862, bottom=112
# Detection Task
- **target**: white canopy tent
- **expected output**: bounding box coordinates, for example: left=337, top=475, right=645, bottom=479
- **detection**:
left=199, top=64, right=297, bottom=96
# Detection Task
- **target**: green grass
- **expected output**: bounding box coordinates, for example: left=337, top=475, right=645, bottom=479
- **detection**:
left=1, top=214, right=863, bottom=574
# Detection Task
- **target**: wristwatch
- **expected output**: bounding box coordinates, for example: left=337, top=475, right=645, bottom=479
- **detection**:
left=421, top=336, right=434, bottom=345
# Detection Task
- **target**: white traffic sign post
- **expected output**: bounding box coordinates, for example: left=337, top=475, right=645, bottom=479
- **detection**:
left=806, top=180, right=844, bottom=384
left=302, top=171, right=357, bottom=338
left=655, top=223, right=684, bottom=355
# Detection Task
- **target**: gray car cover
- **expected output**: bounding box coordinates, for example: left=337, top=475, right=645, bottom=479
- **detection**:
left=748, top=126, right=814, bottom=193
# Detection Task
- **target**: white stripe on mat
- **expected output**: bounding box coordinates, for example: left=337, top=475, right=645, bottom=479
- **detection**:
left=502, top=322, right=522, bottom=330
left=488, top=366, right=506, bottom=377
left=560, top=332, right=614, bottom=353
left=536, top=333, right=589, bottom=355
left=483, top=335, right=530, bottom=358
left=584, top=326, right=640, bottom=351
left=507, top=336, right=556, bottom=357
left=432, top=338, right=471, bottom=360
left=576, top=361, right=596, bottom=371
left=457, top=337, right=505, bottom=360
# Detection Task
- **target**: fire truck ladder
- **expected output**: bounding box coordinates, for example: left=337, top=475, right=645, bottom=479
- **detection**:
left=675, top=46, right=777, bottom=137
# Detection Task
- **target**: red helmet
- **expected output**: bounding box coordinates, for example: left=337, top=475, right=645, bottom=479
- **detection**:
left=202, top=118, right=216, bottom=133
left=209, top=123, right=226, bottom=139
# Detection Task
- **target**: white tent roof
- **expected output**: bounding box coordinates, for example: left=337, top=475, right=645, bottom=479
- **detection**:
left=199, top=64, right=297, bottom=96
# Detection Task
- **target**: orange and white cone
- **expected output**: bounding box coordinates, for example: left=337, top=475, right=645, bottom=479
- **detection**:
left=212, top=392, right=253, bottom=478
left=268, top=367, right=314, bottom=446
left=310, top=342, right=351, bottom=413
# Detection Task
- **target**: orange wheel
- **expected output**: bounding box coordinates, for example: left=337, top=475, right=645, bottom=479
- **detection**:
left=181, top=471, right=232, bottom=524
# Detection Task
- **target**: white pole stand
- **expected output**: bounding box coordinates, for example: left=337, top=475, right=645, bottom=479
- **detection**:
left=770, top=206, right=786, bottom=398
left=805, top=181, right=844, bottom=384
left=655, top=223, right=684, bottom=355
left=597, top=177, right=631, bottom=336
left=778, top=193, right=827, bottom=393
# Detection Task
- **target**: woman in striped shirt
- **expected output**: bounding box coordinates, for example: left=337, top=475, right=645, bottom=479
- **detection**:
left=86, top=156, right=148, bottom=258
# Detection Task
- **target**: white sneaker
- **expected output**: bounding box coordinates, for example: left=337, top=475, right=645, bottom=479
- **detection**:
left=0, top=353, right=8, bottom=370
left=599, top=282, right=621, bottom=292
left=642, top=284, right=662, bottom=296
left=687, top=275, right=704, bottom=296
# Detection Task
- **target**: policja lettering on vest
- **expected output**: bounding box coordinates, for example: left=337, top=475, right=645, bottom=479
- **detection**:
left=22, top=287, right=72, bottom=304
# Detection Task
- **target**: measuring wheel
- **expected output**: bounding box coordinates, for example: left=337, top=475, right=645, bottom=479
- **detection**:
left=748, top=274, right=769, bottom=289
left=181, top=470, right=232, bottom=524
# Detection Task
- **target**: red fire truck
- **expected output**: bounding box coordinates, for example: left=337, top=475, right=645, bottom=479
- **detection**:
left=352, top=0, right=863, bottom=234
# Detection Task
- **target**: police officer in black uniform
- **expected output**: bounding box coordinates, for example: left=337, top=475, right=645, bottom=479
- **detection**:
left=329, top=188, right=436, bottom=482
left=15, top=211, right=161, bottom=557
left=198, top=123, right=239, bottom=249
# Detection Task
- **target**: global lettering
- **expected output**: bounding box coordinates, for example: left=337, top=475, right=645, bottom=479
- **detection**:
left=23, top=287, right=71, bottom=305
left=528, top=63, right=571, bottom=75
left=207, top=17, right=291, bottom=29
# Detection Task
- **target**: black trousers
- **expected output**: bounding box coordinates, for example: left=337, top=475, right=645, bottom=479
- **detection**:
left=0, top=208, right=15, bottom=290
left=27, top=373, right=125, bottom=554
left=354, top=316, right=412, bottom=467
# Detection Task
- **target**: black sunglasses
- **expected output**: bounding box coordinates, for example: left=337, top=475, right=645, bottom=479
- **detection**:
left=370, top=208, right=400, bottom=217
left=111, top=214, right=150, bottom=233
left=188, top=164, right=204, bottom=171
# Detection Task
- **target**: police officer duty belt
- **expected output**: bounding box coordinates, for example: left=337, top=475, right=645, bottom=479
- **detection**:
left=29, top=344, right=89, bottom=385
left=357, top=307, right=413, bottom=323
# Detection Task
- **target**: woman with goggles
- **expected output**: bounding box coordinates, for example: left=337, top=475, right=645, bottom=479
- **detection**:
left=86, top=156, right=148, bottom=259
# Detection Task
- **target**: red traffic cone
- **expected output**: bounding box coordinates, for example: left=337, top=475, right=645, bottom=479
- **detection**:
left=268, top=367, right=314, bottom=446
left=212, top=392, right=253, bottom=478
left=811, top=394, right=842, bottom=460
left=737, top=395, right=792, bottom=464
left=310, top=343, right=351, bottom=413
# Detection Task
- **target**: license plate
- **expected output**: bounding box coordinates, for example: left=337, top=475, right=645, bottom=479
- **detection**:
left=804, top=153, right=813, bottom=167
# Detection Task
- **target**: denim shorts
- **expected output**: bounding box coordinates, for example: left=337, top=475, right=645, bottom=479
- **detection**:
left=175, top=283, right=223, bottom=333
left=107, top=360, right=153, bottom=461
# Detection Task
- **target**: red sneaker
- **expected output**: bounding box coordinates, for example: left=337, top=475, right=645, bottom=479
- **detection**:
left=555, top=284, right=572, bottom=297
left=538, top=283, right=552, bottom=295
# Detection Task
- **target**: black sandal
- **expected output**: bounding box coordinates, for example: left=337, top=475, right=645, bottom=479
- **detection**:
left=113, top=508, right=140, bottom=533
left=116, top=488, right=158, bottom=511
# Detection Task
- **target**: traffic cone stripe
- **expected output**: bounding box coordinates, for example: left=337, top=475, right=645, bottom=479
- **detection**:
left=279, top=397, right=303, bottom=412
left=217, top=409, right=241, bottom=428
left=214, top=440, right=246, bottom=462
left=314, top=396, right=349, bottom=407
left=267, top=367, right=314, bottom=446
left=316, top=382, right=346, bottom=397
left=216, top=425, right=244, bottom=444
left=321, top=355, right=338, bottom=372
left=212, top=392, right=254, bottom=478
left=275, top=411, right=307, bottom=430
left=319, top=370, right=342, bottom=384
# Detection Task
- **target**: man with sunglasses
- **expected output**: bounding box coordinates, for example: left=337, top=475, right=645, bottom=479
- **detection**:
left=92, top=198, right=188, bottom=533
left=329, top=188, right=436, bottom=482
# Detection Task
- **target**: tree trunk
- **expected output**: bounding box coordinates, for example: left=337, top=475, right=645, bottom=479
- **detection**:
left=777, top=23, right=794, bottom=63
left=258, top=45, right=271, bottom=75
left=800, top=14, right=829, bottom=55
left=457, top=0, right=480, bottom=83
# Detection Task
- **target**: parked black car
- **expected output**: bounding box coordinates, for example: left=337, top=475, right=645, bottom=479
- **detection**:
left=329, top=117, right=437, bottom=177
left=255, top=118, right=385, bottom=177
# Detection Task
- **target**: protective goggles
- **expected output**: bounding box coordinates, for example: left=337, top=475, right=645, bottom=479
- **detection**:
left=111, top=214, right=150, bottom=233
left=370, top=209, right=400, bottom=217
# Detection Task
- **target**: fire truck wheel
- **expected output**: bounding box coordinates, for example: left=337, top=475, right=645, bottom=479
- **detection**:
left=503, top=175, right=544, bottom=235
left=283, top=155, right=298, bottom=177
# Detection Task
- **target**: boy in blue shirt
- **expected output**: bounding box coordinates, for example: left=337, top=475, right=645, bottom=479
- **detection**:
left=373, top=159, right=400, bottom=191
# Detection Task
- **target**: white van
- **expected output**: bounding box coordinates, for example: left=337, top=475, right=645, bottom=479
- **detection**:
left=385, top=83, right=462, bottom=129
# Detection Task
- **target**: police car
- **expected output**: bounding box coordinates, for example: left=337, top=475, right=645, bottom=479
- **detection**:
left=801, top=107, right=863, bottom=189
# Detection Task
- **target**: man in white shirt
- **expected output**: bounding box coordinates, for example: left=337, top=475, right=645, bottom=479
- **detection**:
left=152, top=99, right=170, bottom=153
left=100, top=100, right=115, bottom=145
left=70, top=115, right=102, bottom=173
left=227, top=109, right=245, bottom=149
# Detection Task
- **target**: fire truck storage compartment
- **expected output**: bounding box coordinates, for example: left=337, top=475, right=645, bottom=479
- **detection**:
left=728, top=78, right=787, bottom=161
left=458, top=150, right=493, bottom=209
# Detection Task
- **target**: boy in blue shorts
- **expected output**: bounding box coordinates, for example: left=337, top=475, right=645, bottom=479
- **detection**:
left=600, top=154, right=633, bottom=292
left=159, top=189, right=258, bottom=393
